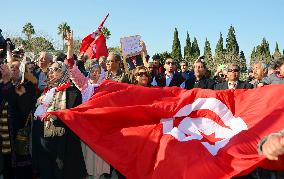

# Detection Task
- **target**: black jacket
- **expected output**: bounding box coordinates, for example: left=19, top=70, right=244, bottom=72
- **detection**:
left=214, top=81, right=253, bottom=90
left=155, top=72, right=185, bottom=87
left=185, top=76, right=215, bottom=90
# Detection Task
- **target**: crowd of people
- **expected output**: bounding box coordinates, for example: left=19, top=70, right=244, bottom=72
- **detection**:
left=0, top=30, right=284, bottom=179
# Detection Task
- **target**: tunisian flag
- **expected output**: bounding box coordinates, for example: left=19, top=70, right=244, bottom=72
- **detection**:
left=80, top=14, right=109, bottom=59
left=50, top=81, right=284, bottom=179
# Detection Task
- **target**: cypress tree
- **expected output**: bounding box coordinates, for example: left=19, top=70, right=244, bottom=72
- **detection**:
left=273, top=42, right=281, bottom=60
left=239, top=50, right=247, bottom=72
left=215, top=32, right=225, bottom=65
left=171, top=28, right=182, bottom=63
left=184, top=31, right=191, bottom=63
left=191, top=37, right=200, bottom=62
left=204, top=38, right=214, bottom=70
left=255, top=38, right=271, bottom=65
left=250, top=47, right=257, bottom=65
left=225, top=26, right=239, bottom=64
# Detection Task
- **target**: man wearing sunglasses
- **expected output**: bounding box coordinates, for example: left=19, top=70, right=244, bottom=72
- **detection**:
left=151, top=58, right=185, bottom=87
left=214, top=64, right=253, bottom=90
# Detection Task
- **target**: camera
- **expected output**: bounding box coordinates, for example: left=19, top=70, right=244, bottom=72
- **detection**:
left=0, top=29, right=16, bottom=59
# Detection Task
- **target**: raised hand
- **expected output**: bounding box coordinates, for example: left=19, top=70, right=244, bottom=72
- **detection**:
left=140, top=40, right=147, bottom=53
left=65, top=30, right=74, bottom=47
left=262, top=135, right=284, bottom=160
left=0, top=64, right=12, bottom=83
left=65, top=30, right=75, bottom=68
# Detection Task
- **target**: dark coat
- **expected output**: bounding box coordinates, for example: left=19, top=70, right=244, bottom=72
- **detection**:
left=0, top=81, right=36, bottom=168
left=214, top=81, right=253, bottom=90
left=32, top=86, right=87, bottom=179
left=155, top=72, right=185, bottom=87
left=184, top=76, right=215, bottom=90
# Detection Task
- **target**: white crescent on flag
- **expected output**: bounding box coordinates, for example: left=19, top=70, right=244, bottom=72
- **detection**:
left=161, top=98, right=248, bottom=155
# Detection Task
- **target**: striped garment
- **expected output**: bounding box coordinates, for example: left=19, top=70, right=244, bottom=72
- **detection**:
left=0, top=102, right=11, bottom=154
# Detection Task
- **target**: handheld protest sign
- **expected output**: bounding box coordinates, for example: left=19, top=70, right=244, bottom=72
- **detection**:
left=120, top=35, right=142, bottom=57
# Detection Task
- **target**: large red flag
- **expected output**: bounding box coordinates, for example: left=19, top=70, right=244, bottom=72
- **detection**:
left=80, top=14, right=109, bottom=59
left=50, top=82, right=284, bottom=179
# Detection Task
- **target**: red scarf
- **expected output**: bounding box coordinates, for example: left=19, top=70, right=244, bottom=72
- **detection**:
left=43, top=82, right=71, bottom=94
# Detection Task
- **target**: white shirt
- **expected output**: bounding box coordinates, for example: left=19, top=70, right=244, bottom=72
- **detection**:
left=151, top=72, right=185, bottom=88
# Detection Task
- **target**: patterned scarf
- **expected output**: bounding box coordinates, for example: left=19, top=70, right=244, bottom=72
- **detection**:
left=35, top=61, right=70, bottom=137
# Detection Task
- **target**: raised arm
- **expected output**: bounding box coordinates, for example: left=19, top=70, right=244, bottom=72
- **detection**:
left=6, top=43, right=13, bottom=63
left=65, top=30, right=88, bottom=91
left=122, top=55, right=130, bottom=75
left=140, top=41, right=149, bottom=67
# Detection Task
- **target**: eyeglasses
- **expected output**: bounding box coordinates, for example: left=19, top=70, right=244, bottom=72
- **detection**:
left=136, top=71, right=148, bottom=77
left=90, top=68, right=100, bottom=74
left=165, top=61, right=176, bottom=65
left=48, top=67, right=61, bottom=73
left=227, top=69, right=239, bottom=73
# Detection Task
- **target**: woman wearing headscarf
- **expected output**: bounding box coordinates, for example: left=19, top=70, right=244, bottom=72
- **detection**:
left=32, top=60, right=87, bottom=179
left=65, top=31, right=110, bottom=179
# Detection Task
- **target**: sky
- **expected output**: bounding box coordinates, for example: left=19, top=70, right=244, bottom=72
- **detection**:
left=1, top=0, right=284, bottom=63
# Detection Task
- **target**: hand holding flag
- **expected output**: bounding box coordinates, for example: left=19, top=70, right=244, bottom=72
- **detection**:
left=80, top=14, right=109, bottom=59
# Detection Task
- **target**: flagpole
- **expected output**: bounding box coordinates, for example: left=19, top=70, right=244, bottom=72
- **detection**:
left=98, top=13, right=109, bottom=31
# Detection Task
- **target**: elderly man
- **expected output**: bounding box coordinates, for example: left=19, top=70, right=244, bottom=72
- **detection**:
left=34, top=52, right=53, bottom=92
left=261, top=57, right=284, bottom=85
left=250, top=62, right=268, bottom=88
left=214, top=63, right=253, bottom=90
left=105, top=52, right=130, bottom=83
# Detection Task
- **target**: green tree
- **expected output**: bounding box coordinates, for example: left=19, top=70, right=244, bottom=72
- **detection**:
left=101, top=27, right=111, bottom=40
left=239, top=50, right=247, bottom=72
left=254, top=38, right=271, bottom=65
left=184, top=31, right=191, bottom=63
left=272, top=42, right=282, bottom=60
left=57, top=22, right=71, bottom=51
left=12, top=36, right=55, bottom=55
left=153, top=51, right=171, bottom=65
left=214, top=32, right=225, bottom=65
left=204, top=38, right=214, bottom=70
left=250, top=47, right=257, bottom=65
left=191, top=37, right=200, bottom=62
left=171, top=28, right=182, bottom=63
left=11, top=37, right=25, bottom=47
left=73, top=39, right=82, bottom=55
left=22, top=22, right=35, bottom=41
left=29, top=37, right=55, bottom=55
left=108, top=46, right=122, bottom=55
left=225, top=26, right=239, bottom=64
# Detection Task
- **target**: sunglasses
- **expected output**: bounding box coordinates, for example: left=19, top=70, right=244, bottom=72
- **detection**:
left=227, top=69, right=239, bottom=73
left=165, top=61, right=176, bottom=65
left=219, top=74, right=227, bottom=78
left=136, top=71, right=148, bottom=77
